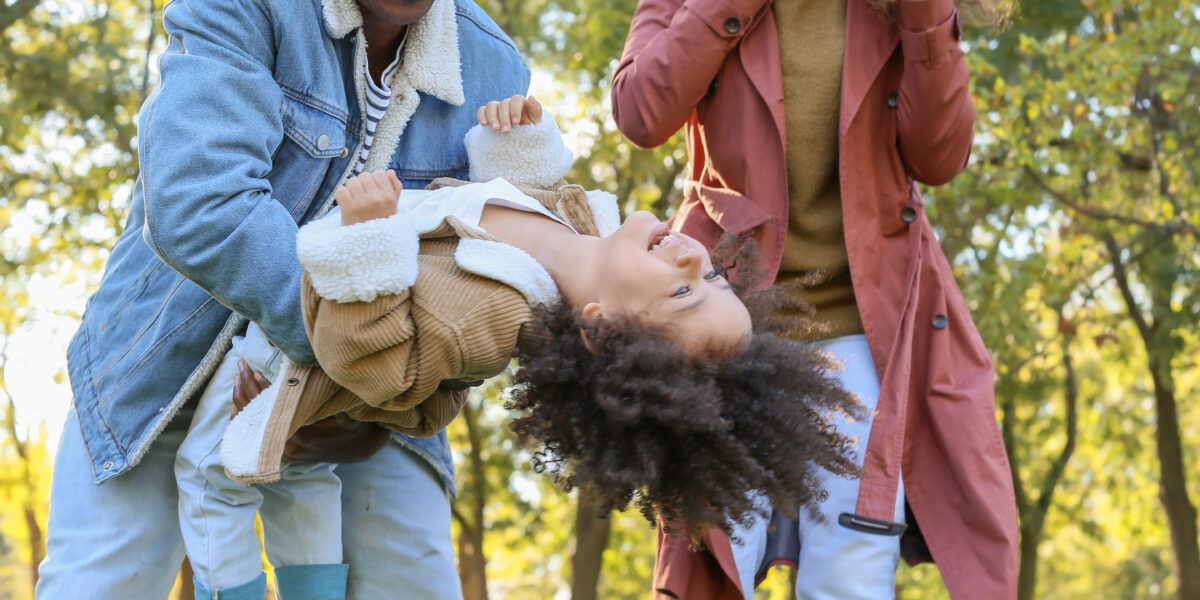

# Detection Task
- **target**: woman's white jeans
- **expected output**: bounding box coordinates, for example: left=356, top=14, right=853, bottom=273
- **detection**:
left=173, top=330, right=342, bottom=590
left=730, top=333, right=906, bottom=600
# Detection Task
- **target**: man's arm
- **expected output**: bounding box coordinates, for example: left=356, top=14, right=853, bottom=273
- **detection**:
left=139, top=0, right=316, bottom=363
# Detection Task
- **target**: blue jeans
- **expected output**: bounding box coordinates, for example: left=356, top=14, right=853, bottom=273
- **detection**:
left=37, top=411, right=461, bottom=599
left=730, top=334, right=906, bottom=600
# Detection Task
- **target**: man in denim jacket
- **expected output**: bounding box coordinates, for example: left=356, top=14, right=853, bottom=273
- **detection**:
left=36, top=0, right=528, bottom=597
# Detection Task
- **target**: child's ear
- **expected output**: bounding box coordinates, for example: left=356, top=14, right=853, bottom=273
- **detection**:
left=581, top=302, right=603, bottom=321
left=578, top=302, right=604, bottom=355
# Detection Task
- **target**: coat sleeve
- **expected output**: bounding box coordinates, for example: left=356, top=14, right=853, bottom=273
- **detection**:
left=611, top=0, right=773, bottom=148
left=296, top=212, right=447, bottom=412
left=895, top=0, right=976, bottom=186
left=140, top=0, right=319, bottom=363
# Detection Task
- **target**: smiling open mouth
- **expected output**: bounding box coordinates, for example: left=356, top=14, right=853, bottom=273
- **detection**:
left=647, top=224, right=679, bottom=251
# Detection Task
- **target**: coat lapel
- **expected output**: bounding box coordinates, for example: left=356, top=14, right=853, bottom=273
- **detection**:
left=839, top=0, right=900, bottom=141
left=739, top=6, right=787, bottom=153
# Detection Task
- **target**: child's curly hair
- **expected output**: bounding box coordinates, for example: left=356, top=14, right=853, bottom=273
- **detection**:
left=505, top=234, right=865, bottom=539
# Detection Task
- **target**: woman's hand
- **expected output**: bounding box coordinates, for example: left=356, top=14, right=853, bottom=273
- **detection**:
left=476, top=94, right=542, bottom=133
left=336, top=170, right=403, bottom=227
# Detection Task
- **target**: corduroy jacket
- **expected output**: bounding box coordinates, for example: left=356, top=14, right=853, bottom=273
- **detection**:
left=222, top=176, right=619, bottom=484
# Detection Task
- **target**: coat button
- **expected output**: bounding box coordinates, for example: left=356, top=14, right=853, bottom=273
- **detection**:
left=724, top=17, right=742, bottom=34
left=887, top=92, right=899, bottom=108
left=901, top=206, right=918, bottom=223
left=932, top=314, right=949, bottom=329
left=286, top=377, right=300, bottom=386
left=316, top=134, right=330, bottom=151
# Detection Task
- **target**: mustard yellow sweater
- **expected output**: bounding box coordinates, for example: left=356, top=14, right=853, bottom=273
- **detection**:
left=773, top=0, right=863, bottom=340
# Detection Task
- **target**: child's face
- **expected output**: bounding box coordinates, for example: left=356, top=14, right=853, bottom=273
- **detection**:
left=584, top=211, right=753, bottom=355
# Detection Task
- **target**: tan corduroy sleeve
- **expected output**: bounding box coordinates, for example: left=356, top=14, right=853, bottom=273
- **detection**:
left=302, top=271, right=433, bottom=410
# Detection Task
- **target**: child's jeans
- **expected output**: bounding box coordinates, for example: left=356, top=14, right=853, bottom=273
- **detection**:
left=729, top=333, right=906, bottom=600
left=174, top=327, right=343, bottom=591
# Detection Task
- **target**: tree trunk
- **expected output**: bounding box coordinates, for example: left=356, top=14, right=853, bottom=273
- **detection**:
left=1105, top=236, right=1200, bottom=598
left=570, top=493, right=611, bottom=600
left=1016, top=519, right=1042, bottom=600
left=23, top=504, right=41, bottom=590
left=456, top=401, right=489, bottom=600
left=1149, top=358, right=1200, bottom=599
left=459, top=526, right=489, bottom=600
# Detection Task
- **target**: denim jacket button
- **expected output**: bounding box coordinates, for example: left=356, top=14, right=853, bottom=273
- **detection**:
left=339, top=147, right=349, bottom=158
left=316, top=134, right=330, bottom=151
left=103, top=461, right=113, bottom=470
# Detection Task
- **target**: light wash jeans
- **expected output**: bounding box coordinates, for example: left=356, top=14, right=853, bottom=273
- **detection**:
left=730, top=334, right=906, bottom=600
left=37, top=386, right=461, bottom=600
left=174, top=331, right=342, bottom=591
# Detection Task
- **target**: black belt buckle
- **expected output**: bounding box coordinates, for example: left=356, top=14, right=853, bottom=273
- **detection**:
left=837, top=512, right=906, bottom=536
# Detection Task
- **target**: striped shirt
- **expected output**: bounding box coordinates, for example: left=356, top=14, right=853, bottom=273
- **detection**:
left=354, top=31, right=407, bottom=175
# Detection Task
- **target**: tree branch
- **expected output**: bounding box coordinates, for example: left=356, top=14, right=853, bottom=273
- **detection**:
left=0, top=0, right=41, bottom=34
left=1023, top=165, right=1165, bottom=231
left=1033, top=330, right=1078, bottom=519
left=1101, top=232, right=1154, bottom=343
left=141, top=0, right=158, bottom=101
left=1001, top=389, right=1028, bottom=517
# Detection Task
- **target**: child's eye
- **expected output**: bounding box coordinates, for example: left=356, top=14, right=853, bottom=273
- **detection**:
left=704, top=271, right=719, bottom=281
left=672, top=285, right=691, bottom=297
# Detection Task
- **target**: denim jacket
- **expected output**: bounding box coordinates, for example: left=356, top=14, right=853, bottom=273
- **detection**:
left=66, top=0, right=529, bottom=488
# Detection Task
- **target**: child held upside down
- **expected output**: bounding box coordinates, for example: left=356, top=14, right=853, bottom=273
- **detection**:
left=219, top=96, right=864, bottom=549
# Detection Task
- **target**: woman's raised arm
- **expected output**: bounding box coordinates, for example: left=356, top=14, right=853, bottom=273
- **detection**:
left=611, top=0, right=772, bottom=148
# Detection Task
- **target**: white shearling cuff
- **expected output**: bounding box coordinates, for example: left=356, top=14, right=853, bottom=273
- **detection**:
left=296, top=212, right=419, bottom=303
left=466, top=113, right=574, bottom=188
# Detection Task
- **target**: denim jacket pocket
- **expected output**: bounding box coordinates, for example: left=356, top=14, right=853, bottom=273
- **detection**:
left=271, top=93, right=350, bottom=219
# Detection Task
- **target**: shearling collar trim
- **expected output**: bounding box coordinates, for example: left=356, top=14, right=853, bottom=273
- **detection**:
left=454, top=238, right=560, bottom=307
left=322, top=0, right=464, bottom=107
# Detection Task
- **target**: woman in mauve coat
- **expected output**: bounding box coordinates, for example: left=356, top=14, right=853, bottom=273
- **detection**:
left=611, top=0, right=1018, bottom=598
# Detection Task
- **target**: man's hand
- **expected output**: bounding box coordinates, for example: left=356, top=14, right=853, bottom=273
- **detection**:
left=337, top=170, right=403, bottom=227
left=231, top=360, right=388, bottom=463
left=476, top=94, right=543, bottom=133
left=283, top=414, right=390, bottom=464
left=232, top=360, right=271, bottom=417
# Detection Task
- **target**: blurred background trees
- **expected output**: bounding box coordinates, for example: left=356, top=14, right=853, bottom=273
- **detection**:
left=0, top=0, right=1196, bottom=598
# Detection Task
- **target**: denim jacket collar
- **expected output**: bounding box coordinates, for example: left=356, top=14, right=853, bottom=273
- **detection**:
left=321, top=0, right=465, bottom=108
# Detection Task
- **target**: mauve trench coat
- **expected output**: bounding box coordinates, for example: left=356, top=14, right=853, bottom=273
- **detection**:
left=611, top=0, right=1019, bottom=598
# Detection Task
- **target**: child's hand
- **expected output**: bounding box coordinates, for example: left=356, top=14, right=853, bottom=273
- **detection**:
left=231, top=360, right=270, bottom=418
left=336, top=170, right=403, bottom=226
left=476, top=94, right=542, bottom=133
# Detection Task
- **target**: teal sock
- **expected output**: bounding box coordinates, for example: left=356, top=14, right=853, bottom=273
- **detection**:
left=274, top=563, right=349, bottom=600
